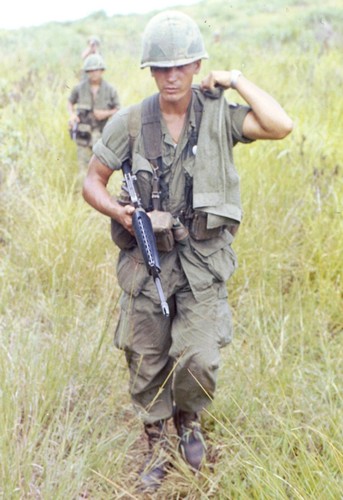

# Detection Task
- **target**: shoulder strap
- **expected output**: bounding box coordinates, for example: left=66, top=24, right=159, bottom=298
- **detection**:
left=130, top=91, right=203, bottom=161
left=192, top=87, right=204, bottom=133
left=127, top=94, right=162, bottom=164
left=127, top=96, right=161, bottom=209
left=127, top=102, right=142, bottom=157
left=141, top=93, right=162, bottom=163
left=140, top=94, right=162, bottom=209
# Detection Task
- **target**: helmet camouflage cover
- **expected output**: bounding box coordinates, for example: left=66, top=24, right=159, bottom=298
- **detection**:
left=140, top=10, right=208, bottom=68
left=83, top=54, right=106, bottom=72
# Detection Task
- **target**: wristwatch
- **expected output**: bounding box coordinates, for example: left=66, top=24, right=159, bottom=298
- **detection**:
left=230, top=70, right=242, bottom=89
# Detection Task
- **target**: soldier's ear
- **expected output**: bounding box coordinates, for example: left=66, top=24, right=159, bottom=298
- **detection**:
left=194, top=60, right=202, bottom=74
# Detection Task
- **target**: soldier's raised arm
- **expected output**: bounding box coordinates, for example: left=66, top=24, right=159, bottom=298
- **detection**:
left=201, top=70, right=293, bottom=140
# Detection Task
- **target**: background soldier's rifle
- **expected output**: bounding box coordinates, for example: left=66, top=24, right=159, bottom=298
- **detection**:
left=122, top=160, right=170, bottom=317
left=69, top=122, right=78, bottom=141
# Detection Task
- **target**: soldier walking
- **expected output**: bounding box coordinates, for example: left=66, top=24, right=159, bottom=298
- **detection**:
left=68, top=54, right=120, bottom=178
left=82, top=10, right=293, bottom=491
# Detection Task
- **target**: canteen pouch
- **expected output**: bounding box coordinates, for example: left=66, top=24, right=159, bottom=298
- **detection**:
left=155, top=230, right=174, bottom=252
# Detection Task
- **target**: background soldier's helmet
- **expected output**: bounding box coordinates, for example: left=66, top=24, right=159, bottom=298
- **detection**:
left=88, top=35, right=101, bottom=46
left=140, top=10, right=208, bottom=68
left=83, top=54, right=106, bottom=72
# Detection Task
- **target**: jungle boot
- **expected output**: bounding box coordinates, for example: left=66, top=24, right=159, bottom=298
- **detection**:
left=173, top=408, right=206, bottom=470
left=138, top=420, right=169, bottom=492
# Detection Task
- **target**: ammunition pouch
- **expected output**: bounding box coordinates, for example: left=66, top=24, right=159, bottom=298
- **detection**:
left=190, top=211, right=223, bottom=241
left=111, top=209, right=238, bottom=250
left=75, top=123, right=92, bottom=147
left=110, top=208, right=176, bottom=253
left=111, top=223, right=176, bottom=252
left=150, top=210, right=175, bottom=252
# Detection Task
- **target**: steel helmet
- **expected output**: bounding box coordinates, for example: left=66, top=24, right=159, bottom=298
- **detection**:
left=88, top=35, right=101, bottom=46
left=83, top=54, right=106, bottom=72
left=140, top=10, right=208, bottom=68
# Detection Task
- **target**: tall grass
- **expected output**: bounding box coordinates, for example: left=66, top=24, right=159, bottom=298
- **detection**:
left=1, top=1, right=342, bottom=497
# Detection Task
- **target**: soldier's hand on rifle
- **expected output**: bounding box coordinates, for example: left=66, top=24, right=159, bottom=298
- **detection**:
left=68, top=113, right=80, bottom=129
left=115, top=203, right=136, bottom=235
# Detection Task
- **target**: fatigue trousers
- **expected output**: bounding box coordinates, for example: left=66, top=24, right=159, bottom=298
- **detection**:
left=76, top=129, right=102, bottom=177
left=114, top=245, right=234, bottom=424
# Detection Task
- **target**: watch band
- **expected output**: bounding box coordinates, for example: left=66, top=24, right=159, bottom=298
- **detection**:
left=230, top=70, right=242, bottom=89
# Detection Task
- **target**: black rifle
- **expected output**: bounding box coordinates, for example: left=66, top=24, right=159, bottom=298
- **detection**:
left=122, top=160, right=169, bottom=317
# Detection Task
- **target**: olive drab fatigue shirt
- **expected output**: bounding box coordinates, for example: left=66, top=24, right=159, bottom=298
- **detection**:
left=93, top=90, right=251, bottom=302
left=69, top=79, right=120, bottom=132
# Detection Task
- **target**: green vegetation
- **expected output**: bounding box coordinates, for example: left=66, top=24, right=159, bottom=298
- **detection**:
left=0, top=0, right=342, bottom=497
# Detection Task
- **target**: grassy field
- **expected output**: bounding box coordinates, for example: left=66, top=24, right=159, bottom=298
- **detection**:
left=0, top=0, right=342, bottom=498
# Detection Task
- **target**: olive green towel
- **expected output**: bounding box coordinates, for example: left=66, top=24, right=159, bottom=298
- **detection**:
left=192, top=86, right=242, bottom=227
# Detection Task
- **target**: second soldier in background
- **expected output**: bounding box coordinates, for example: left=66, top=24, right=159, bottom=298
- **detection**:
left=68, top=54, right=120, bottom=180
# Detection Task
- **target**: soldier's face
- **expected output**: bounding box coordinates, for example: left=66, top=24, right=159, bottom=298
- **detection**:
left=151, top=61, right=201, bottom=103
left=87, top=70, right=103, bottom=84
